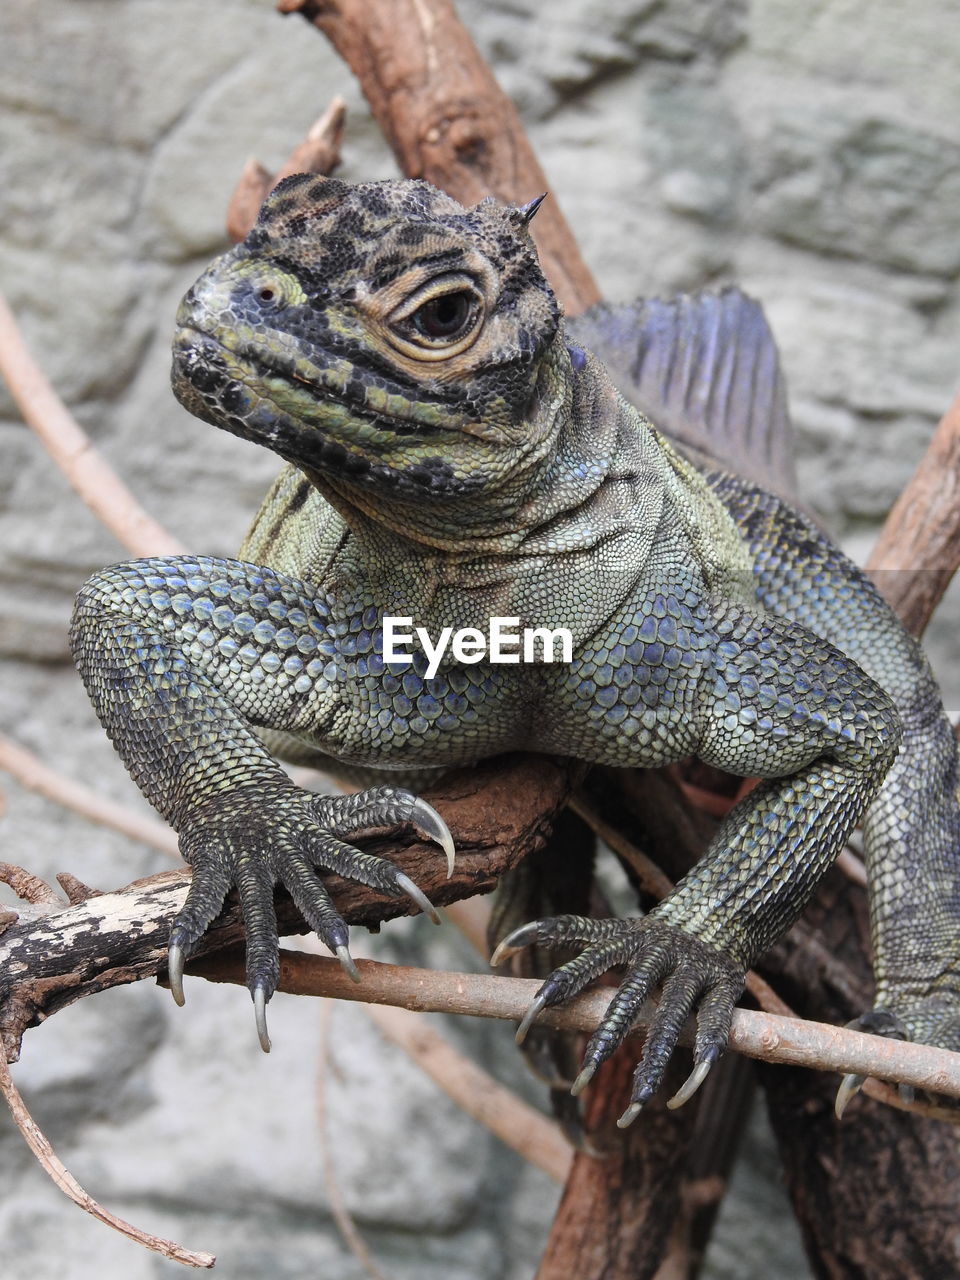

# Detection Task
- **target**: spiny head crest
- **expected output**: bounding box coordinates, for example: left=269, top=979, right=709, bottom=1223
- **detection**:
left=513, top=193, right=548, bottom=229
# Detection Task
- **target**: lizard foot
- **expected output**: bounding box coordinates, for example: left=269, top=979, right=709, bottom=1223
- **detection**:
left=492, top=914, right=744, bottom=1123
left=835, top=1003, right=960, bottom=1117
left=169, top=781, right=453, bottom=1049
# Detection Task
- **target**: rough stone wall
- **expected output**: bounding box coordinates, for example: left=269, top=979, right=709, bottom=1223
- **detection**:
left=1, top=2, right=957, bottom=1277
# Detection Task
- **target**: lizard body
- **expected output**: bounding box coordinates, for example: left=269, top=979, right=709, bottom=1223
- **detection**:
left=71, top=175, right=960, bottom=1112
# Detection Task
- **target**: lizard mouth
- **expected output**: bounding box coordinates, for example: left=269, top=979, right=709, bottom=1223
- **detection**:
left=171, top=325, right=475, bottom=495
left=174, top=324, right=462, bottom=435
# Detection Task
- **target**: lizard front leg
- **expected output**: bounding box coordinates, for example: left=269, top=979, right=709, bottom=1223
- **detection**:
left=710, top=471, right=960, bottom=1107
left=70, top=555, right=453, bottom=1048
left=497, top=602, right=902, bottom=1121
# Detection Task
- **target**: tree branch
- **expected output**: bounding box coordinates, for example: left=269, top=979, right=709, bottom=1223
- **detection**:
left=867, top=390, right=960, bottom=635
left=0, top=291, right=186, bottom=558
left=191, top=952, right=960, bottom=1103
left=0, top=1054, right=214, bottom=1268
left=278, top=0, right=601, bottom=315
left=225, top=95, right=346, bottom=243
left=359, top=997, right=572, bottom=1182
left=0, top=733, right=179, bottom=860
left=0, top=754, right=572, bottom=1060
left=4, top=855, right=960, bottom=1108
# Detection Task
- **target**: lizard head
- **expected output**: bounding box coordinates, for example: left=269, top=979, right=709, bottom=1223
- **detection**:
left=172, top=175, right=564, bottom=513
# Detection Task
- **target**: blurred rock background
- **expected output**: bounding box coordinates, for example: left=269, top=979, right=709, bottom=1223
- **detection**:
left=1, top=1, right=957, bottom=1276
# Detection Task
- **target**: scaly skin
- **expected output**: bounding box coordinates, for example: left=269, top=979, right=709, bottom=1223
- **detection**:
left=71, top=175, right=960, bottom=1116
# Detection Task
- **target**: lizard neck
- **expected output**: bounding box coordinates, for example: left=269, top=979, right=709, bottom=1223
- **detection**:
left=306, top=335, right=569, bottom=553
left=308, top=333, right=653, bottom=550
left=304, top=333, right=672, bottom=639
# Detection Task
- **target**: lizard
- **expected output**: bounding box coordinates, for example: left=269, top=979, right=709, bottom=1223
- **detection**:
left=70, top=174, right=960, bottom=1122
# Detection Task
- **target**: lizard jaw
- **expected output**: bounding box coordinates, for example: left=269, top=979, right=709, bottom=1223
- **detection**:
left=171, top=324, right=479, bottom=498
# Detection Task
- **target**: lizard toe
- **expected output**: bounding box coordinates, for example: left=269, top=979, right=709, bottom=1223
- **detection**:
left=836, top=1003, right=960, bottom=1115
left=165, top=780, right=449, bottom=1044
left=596, top=930, right=739, bottom=1122
left=507, top=916, right=638, bottom=1045
left=507, top=915, right=744, bottom=1112
left=166, top=857, right=234, bottom=1005
left=271, top=846, right=351, bottom=957
left=299, top=824, right=439, bottom=922
left=573, top=940, right=678, bottom=1095
left=311, top=787, right=455, bottom=877
left=491, top=913, right=634, bottom=967
left=624, top=969, right=737, bottom=1121
left=234, top=854, right=281, bottom=1036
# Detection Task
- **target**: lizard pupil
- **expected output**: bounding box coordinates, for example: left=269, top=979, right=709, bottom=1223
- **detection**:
left=412, top=292, right=473, bottom=339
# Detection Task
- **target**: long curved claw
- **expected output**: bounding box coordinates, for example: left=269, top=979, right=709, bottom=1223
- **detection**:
left=490, top=922, right=542, bottom=967
left=667, top=1057, right=714, bottom=1110
left=835, top=1071, right=866, bottom=1118
left=617, top=1100, right=644, bottom=1129
left=336, top=943, right=361, bottom=984
left=516, top=991, right=549, bottom=1045
left=395, top=872, right=441, bottom=925
left=409, top=798, right=456, bottom=877
left=570, top=1060, right=598, bottom=1097
left=253, top=985, right=271, bottom=1054
left=167, top=942, right=185, bottom=1007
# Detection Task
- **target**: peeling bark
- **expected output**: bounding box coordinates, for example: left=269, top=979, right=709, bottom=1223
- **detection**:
left=0, top=755, right=573, bottom=1059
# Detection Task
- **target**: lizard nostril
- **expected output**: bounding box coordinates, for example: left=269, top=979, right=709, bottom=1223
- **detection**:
left=258, top=286, right=277, bottom=303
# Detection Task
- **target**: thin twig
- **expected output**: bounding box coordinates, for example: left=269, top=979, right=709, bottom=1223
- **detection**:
left=192, top=951, right=960, bottom=1105
left=361, top=999, right=572, bottom=1182
left=0, top=734, right=180, bottom=860
left=0, top=862, right=63, bottom=907
left=0, top=291, right=185, bottom=558
left=860, top=1077, right=960, bottom=1123
left=835, top=848, right=868, bottom=889
left=226, top=96, right=347, bottom=242
left=442, top=895, right=492, bottom=957
left=568, top=794, right=674, bottom=900
left=308, top=930, right=570, bottom=1183
left=0, top=1054, right=214, bottom=1268
left=315, top=1000, right=390, bottom=1280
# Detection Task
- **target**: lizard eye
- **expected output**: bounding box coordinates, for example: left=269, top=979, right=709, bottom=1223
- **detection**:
left=410, top=291, right=475, bottom=340
left=387, top=275, right=484, bottom=360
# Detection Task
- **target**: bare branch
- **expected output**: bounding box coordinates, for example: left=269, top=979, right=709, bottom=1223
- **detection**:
left=0, top=1054, right=214, bottom=1268
left=0, top=291, right=185, bottom=558
left=0, top=733, right=179, bottom=860
left=360, top=998, right=572, bottom=1182
left=5, top=834, right=957, bottom=1115
left=1, top=731, right=567, bottom=1180
left=279, top=0, right=601, bottom=315
left=0, top=755, right=573, bottom=1060
left=226, top=96, right=347, bottom=242
left=315, top=1001, right=391, bottom=1280
left=442, top=895, right=492, bottom=957
left=0, top=862, right=63, bottom=907
left=835, top=848, right=868, bottom=888
left=568, top=793, right=674, bottom=900
left=867, top=390, right=960, bottom=635
left=194, top=951, right=960, bottom=1107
